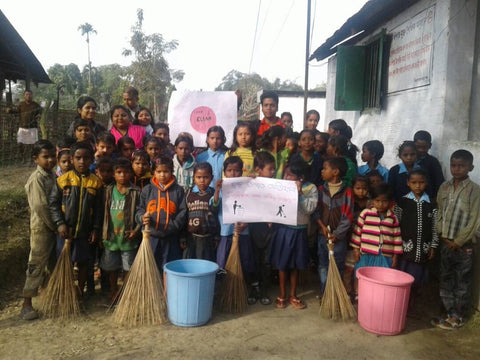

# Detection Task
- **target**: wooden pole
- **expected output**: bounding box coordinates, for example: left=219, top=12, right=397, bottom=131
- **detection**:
left=303, top=0, right=312, bottom=129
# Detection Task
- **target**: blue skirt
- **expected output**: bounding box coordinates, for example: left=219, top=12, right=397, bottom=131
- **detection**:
left=269, top=226, right=308, bottom=271
left=354, top=253, right=392, bottom=278
left=216, top=234, right=255, bottom=275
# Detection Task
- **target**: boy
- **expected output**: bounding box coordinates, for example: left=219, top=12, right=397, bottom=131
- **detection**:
left=314, top=157, right=354, bottom=295
left=100, top=158, right=141, bottom=302
left=90, top=131, right=116, bottom=173
left=257, top=91, right=284, bottom=136
left=21, top=140, right=57, bottom=320
left=248, top=152, right=276, bottom=305
left=95, top=157, right=114, bottom=186
left=73, top=119, right=94, bottom=145
left=434, top=150, right=480, bottom=329
left=414, top=130, right=444, bottom=200
left=49, top=142, right=103, bottom=298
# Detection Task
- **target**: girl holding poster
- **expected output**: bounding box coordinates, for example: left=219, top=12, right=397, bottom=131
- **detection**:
left=224, top=123, right=256, bottom=177
left=269, top=159, right=318, bottom=309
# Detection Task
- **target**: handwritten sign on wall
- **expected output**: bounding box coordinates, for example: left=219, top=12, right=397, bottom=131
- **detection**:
left=388, top=5, right=435, bottom=93
left=222, top=177, right=298, bottom=226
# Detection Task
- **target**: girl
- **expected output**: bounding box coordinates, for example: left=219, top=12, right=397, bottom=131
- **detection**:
left=131, top=149, right=151, bottom=189
left=144, top=136, right=164, bottom=165
left=314, top=131, right=329, bottom=159
left=117, top=136, right=136, bottom=159
left=153, top=123, right=175, bottom=158
left=196, top=126, right=227, bottom=185
left=56, top=148, right=72, bottom=177
left=110, top=105, right=146, bottom=149
left=281, top=133, right=298, bottom=165
left=133, top=108, right=154, bottom=136
left=224, top=123, right=256, bottom=177
left=173, top=135, right=196, bottom=191
left=351, top=183, right=403, bottom=288
left=388, top=140, right=419, bottom=203
left=183, top=162, right=218, bottom=261
left=259, top=125, right=287, bottom=179
left=270, top=159, right=318, bottom=309
left=327, top=135, right=357, bottom=187
left=289, top=129, right=323, bottom=186
left=328, top=119, right=359, bottom=166
left=358, top=140, right=389, bottom=181
left=305, top=109, right=320, bottom=130
left=137, top=155, right=187, bottom=272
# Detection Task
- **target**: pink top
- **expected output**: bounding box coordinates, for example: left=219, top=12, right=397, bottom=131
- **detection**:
left=110, top=123, right=146, bottom=149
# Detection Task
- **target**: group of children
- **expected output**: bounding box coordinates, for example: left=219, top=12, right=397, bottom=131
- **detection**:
left=21, top=92, right=480, bottom=331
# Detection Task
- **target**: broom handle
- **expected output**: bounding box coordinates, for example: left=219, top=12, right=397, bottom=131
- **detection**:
left=233, top=223, right=239, bottom=245
left=326, top=226, right=334, bottom=253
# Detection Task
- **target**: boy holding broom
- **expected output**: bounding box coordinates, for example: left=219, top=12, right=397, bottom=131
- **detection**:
left=21, top=140, right=57, bottom=320
left=49, top=142, right=103, bottom=299
left=100, top=158, right=141, bottom=302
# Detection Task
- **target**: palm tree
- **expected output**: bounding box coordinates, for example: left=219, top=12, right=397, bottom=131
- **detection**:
left=78, top=23, right=97, bottom=92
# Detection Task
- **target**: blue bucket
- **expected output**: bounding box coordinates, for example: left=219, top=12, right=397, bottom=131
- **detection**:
left=164, top=259, right=219, bottom=327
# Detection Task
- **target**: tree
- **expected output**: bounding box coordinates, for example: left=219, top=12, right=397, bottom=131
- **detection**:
left=122, top=9, right=184, bottom=120
left=78, top=23, right=97, bottom=93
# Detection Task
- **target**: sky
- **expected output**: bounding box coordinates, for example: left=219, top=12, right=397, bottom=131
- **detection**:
left=2, top=0, right=367, bottom=92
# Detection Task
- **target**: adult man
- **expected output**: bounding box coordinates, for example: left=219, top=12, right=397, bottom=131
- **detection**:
left=122, top=86, right=141, bottom=118
left=9, top=90, right=42, bottom=163
left=257, top=91, right=284, bottom=136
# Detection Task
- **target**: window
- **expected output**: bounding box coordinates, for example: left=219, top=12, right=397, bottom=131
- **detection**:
left=335, top=30, right=388, bottom=111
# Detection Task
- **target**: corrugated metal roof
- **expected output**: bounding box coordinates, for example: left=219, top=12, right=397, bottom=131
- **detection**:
left=0, top=10, right=51, bottom=84
left=309, top=0, right=420, bottom=61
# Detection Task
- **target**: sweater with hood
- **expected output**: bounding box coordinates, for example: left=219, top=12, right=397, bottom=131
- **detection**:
left=173, top=154, right=196, bottom=192
left=136, top=176, right=187, bottom=239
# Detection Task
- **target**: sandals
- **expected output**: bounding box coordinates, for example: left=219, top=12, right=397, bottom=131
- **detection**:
left=275, top=297, right=287, bottom=309
left=431, top=316, right=464, bottom=330
left=289, top=296, right=306, bottom=310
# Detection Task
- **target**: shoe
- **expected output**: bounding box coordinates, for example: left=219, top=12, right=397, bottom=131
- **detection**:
left=260, top=296, right=271, bottom=305
left=289, top=296, right=306, bottom=310
left=275, top=297, right=287, bottom=309
left=21, top=306, right=39, bottom=320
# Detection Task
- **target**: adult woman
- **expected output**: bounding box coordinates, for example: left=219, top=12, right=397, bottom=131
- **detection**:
left=109, top=105, right=146, bottom=149
left=67, top=96, right=106, bottom=139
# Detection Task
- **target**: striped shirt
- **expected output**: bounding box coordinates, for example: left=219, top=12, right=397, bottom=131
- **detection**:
left=437, top=177, right=480, bottom=246
left=351, top=207, right=403, bottom=256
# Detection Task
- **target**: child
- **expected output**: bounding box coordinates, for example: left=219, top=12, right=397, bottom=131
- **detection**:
left=433, top=150, right=480, bottom=329
left=367, top=170, right=384, bottom=188
left=280, top=111, right=293, bottom=129
left=259, top=125, right=287, bottom=179
left=388, top=141, right=419, bottom=203
left=327, top=135, right=357, bottom=188
left=305, top=109, right=320, bottom=130
left=21, top=140, right=57, bottom=320
left=95, top=157, right=114, bottom=186
left=73, top=119, right=94, bottom=144
left=56, top=148, right=72, bottom=177
left=270, top=159, right=318, bottom=309
left=247, top=152, right=277, bottom=305
left=133, top=107, right=154, bottom=136
left=213, top=156, right=255, bottom=291
left=118, top=136, right=136, bottom=159
left=137, top=155, right=187, bottom=272
left=395, top=169, right=438, bottom=314
left=100, top=158, right=141, bottom=302
left=49, top=142, right=103, bottom=298
left=182, top=162, right=218, bottom=261
left=414, top=130, right=445, bottom=200
left=358, top=140, right=389, bottom=182
left=153, top=123, right=175, bottom=158
left=224, top=122, right=256, bottom=177
left=314, top=131, right=329, bottom=159
left=131, top=149, right=152, bottom=189
left=173, top=135, right=196, bottom=191
left=351, top=183, right=403, bottom=293
left=90, top=131, right=116, bottom=173
left=290, top=129, right=323, bottom=187
left=343, top=175, right=371, bottom=298
left=144, top=136, right=163, bottom=165
left=196, top=126, right=227, bottom=185
left=314, top=157, right=354, bottom=295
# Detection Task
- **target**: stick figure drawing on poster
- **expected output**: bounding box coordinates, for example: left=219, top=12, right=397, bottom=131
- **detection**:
left=276, top=204, right=286, bottom=218
left=233, top=200, right=243, bottom=215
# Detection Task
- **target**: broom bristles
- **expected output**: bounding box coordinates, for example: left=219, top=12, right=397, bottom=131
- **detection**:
left=113, top=229, right=167, bottom=327
left=41, top=239, right=80, bottom=319
left=319, top=240, right=356, bottom=321
left=219, top=230, right=247, bottom=313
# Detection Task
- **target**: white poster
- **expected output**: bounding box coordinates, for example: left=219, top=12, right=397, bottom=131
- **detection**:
left=168, top=91, right=237, bottom=147
left=222, top=177, right=298, bottom=226
left=388, top=5, right=435, bottom=93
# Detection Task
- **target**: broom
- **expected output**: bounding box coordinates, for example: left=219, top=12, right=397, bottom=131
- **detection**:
left=112, top=225, right=167, bottom=327
left=41, top=238, right=80, bottom=318
left=219, top=227, right=248, bottom=313
left=319, top=227, right=356, bottom=320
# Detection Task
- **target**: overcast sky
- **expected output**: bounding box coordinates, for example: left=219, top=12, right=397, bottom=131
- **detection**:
left=2, top=0, right=367, bottom=91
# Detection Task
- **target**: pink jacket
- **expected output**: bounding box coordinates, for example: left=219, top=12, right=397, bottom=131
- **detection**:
left=110, top=123, right=146, bottom=149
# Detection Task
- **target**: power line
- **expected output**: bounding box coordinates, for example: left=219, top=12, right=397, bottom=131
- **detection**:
left=249, top=0, right=263, bottom=74
left=268, top=0, right=296, bottom=56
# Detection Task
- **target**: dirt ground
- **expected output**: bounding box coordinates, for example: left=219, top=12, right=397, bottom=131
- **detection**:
left=1, top=165, right=480, bottom=360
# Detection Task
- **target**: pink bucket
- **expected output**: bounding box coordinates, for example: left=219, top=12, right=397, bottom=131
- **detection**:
left=357, top=267, right=414, bottom=335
